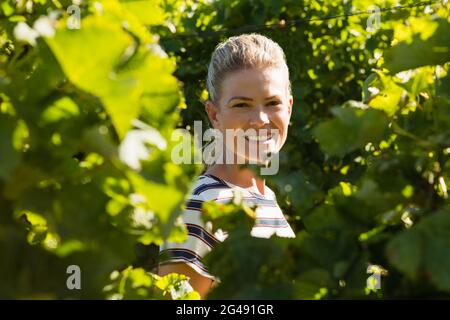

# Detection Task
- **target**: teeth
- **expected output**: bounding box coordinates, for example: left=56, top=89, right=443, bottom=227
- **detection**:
left=246, top=135, right=272, bottom=142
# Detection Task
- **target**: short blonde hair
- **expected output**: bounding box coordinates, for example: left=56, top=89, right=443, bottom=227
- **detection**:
left=206, top=33, right=291, bottom=105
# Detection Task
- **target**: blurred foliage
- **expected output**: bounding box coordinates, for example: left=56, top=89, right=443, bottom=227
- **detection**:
left=0, top=0, right=200, bottom=299
left=0, top=0, right=449, bottom=299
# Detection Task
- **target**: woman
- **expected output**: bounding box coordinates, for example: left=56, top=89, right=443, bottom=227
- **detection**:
left=158, top=33, right=296, bottom=299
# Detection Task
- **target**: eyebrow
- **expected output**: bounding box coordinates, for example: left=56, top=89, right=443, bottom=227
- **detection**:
left=227, top=95, right=281, bottom=104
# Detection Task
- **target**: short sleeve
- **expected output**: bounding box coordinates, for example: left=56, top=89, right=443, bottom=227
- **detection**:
left=159, top=193, right=220, bottom=281
left=159, top=175, right=233, bottom=281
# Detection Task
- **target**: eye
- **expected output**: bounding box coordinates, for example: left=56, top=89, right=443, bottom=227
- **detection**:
left=233, top=103, right=249, bottom=108
left=267, top=100, right=281, bottom=107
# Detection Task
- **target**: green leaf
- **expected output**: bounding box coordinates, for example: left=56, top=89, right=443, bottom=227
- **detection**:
left=40, top=97, right=80, bottom=124
left=273, top=171, right=324, bottom=213
left=421, top=209, right=450, bottom=292
left=386, top=227, right=423, bottom=279
left=362, top=73, right=377, bottom=102
left=303, top=205, right=351, bottom=233
left=17, top=210, right=49, bottom=246
left=0, top=114, right=20, bottom=179
left=294, top=269, right=332, bottom=299
left=127, top=171, right=184, bottom=240
left=313, top=106, right=389, bottom=157
left=384, top=19, right=450, bottom=73
left=436, top=75, right=450, bottom=100
left=1, top=42, right=65, bottom=112
left=120, top=0, right=165, bottom=25
left=387, top=208, right=450, bottom=291
left=46, top=15, right=137, bottom=139
left=368, top=71, right=404, bottom=116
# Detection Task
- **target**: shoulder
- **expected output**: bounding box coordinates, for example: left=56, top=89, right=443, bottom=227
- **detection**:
left=181, top=174, right=234, bottom=229
left=188, top=174, right=234, bottom=202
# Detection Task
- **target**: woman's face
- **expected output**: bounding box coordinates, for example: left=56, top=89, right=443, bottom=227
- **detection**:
left=206, top=67, right=293, bottom=164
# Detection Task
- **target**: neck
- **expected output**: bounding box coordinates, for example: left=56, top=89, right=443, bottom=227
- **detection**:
left=205, top=164, right=266, bottom=195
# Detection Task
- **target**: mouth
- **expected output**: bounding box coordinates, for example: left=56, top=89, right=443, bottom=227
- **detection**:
left=244, top=134, right=273, bottom=142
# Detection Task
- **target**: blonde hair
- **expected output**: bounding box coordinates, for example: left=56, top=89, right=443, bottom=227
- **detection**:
left=206, top=33, right=291, bottom=105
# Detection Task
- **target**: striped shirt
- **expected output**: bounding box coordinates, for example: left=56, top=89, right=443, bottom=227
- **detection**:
left=159, top=173, right=296, bottom=281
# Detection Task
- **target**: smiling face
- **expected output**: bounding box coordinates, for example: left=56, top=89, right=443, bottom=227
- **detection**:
left=205, top=67, right=293, bottom=164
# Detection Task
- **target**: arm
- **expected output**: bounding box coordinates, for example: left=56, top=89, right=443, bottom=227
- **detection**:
left=158, top=262, right=214, bottom=300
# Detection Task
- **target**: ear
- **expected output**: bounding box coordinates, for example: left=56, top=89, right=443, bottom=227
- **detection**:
left=288, top=94, right=293, bottom=117
left=205, top=100, right=221, bottom=129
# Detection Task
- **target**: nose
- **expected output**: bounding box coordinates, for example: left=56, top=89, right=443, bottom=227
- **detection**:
left=249, top=108, right=270, bottom=127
